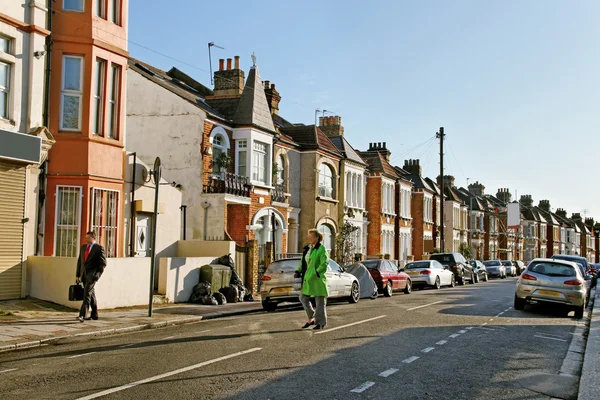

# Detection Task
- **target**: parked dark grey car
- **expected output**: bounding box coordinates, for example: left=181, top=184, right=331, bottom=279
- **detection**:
left=429, top=253, right=475, bottom=285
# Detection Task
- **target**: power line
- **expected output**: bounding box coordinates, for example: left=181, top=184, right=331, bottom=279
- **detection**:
left=388, top=136, right=436, bottom=164
left=447, top=141, right=467, bottom=183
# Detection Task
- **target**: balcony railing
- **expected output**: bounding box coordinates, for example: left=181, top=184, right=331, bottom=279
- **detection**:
left=204, top=172, right=251, bottom=197
left=272, top=183, right=286, bottom=203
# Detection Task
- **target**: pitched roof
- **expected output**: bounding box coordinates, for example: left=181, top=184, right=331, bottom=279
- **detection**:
left=536, top=207, right=560, bottom=225
left=280, top=125, right=342, bottom=157
left=457, top=188, right=485, bottom=211
left=329, top=136, right=367, bottom=166
left=424, top=177, right=442, bottom=196
left=358, top=151, right=399, bottom=179
left=444, top=186, right=463, bottom=203
left=232, top=65, right=276, bottom=132
left=128, top=58, right=227, bottom=121
left=400, top=168, right=434, bottom=192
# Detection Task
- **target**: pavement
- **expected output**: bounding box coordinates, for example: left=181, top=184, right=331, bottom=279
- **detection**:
left=578, top=287, right=599, bottom=400
left=0, top=277, right=593, bottom=400
left=0, top=298, right=263, bottom=352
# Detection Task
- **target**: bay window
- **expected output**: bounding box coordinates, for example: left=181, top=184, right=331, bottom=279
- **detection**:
left=318, top=163, right=334, bottom=198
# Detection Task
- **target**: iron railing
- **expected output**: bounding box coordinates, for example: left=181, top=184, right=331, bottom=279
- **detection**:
left=204, top=172, right=251, bottom=197
left=272, top=183, right=286, bottom=203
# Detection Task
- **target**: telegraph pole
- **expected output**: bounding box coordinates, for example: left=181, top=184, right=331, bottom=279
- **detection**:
left=437, top=127, right=445, bottom=251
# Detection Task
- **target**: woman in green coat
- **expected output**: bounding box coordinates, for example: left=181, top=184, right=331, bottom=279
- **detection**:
left=295, top=229, right=329, bottom=330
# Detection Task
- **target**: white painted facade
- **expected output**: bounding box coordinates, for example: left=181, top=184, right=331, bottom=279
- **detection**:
left=397, top=179, right=412, bottom=265
left=343, top=162, right=367, bottom=256
left=445, top=201, right=462, bottom=252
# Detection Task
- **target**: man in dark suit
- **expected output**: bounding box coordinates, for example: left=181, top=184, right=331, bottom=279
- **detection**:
left=75, top=231, right=107, bottom=322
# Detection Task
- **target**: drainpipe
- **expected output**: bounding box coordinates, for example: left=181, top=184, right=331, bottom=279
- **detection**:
left=129, top=153, right=137, bottom=256
left=201, top=200, right=211, bottom=240
left=180, top=205, right=187, bottom=240
left=36, top=0, right=53, bottom=256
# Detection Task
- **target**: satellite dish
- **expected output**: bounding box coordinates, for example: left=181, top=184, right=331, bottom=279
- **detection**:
left=152, top=157, right=161, bottom=184
left=141, top=167, right=149, bottom=183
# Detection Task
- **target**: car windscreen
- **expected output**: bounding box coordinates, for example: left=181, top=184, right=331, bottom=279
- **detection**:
left=406, top=261, right=431, bottom=269
left=265, top=259, right=300, bottom=274
left=429, top=254, right=453, bottom=265
left=362, top=260, right=380, bottom=270
left=527, top=262, right=577, bottom=277
left=484, top=261, right=500, bottom=267
left=501, top=261, right=511, bottom=266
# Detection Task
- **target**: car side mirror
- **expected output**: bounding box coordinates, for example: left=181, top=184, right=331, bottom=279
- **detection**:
left=399, top=268, right=405, bottom=272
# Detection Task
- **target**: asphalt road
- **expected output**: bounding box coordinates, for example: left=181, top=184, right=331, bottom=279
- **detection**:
left=0, top=278, right=584, bottom=400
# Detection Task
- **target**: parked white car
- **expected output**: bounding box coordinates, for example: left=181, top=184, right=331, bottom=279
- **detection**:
left=403, top=260, right=456, bottom=289
left=259, top=258, right=360, bottom=311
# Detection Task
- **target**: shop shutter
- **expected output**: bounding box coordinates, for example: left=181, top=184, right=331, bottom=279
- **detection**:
left=0, top=161, right=26, bottom=300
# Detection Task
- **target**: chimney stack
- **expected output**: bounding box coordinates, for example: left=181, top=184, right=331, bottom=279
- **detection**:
left=496, top=188, right=512, bottom=204
left=520, top=194, right=533, bottom=207
left=264, top=80, right=281, bottom=115
left=585, top=217, right=595, bottom=229
left=212, top=55, right=245, bottom=97
left=403, top=159, right=422, bottom=177
left=319, top=115, right=344, bottom=137
left=468, top=181, right=485, bottom=196
left=538, top=200, right=551, bottom=212
left=437, top=175, right=456, bottom=189
left=555, top=208, right=567, bottom=219
left=368, top=142, right=391, bottom=161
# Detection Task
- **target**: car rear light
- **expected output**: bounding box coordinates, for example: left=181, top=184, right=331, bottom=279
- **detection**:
left=564, top=279, right=583, bottom=286
left=261, top=275, right=272, bottom=281
left=521, top=273, right=537, bottom=281
left=450, top=264, right=458, bottom=270
left=420, top=270, right=432, bottom=275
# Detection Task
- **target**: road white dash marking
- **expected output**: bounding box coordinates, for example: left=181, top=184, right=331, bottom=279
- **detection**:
left=476, top=327, right=495, bottom=331
left=458, top=330, right=467, bottom=334
left=403, top=356, right=420, bottom=364
left=436, top=340, right=447, bottom=345
left=466, top=327, right=473, bottom=330
left=119, top=343, right=135, bottom=349
left=350, top=381, right=376, bottom=393
left=449, top=334, right=460, bottom=338
left=68, top=352, right=96, bottom=359
left=421, top=347, right=435, bottom=353
left=75, top=347, right=262, bottom=400
left=407, top=301, right=443, bottom=311
left=536, top=332, right=565, bottom=338
left=196, top=329, right=212, bottom=334
left=534, top=335, right=567, bottom=342
left=378, top=368, right=399, bottom=377
left=0, top=368, right=17, bottom=374
left=482, top=323, right=488, bottom=326
left=499, top=312, right=505, bottom=315
left=314, top=315, right=386, bottom=335
left=163, top=336, right=175, bottom=340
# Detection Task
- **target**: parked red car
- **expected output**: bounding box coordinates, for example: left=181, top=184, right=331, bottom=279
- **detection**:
left=361, top=259, right=412, bottom=296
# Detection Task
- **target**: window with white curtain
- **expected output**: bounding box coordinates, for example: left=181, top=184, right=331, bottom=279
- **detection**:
left=318, top=163, right=335, bottom=198
left=252, top=141, right=268, bottom=184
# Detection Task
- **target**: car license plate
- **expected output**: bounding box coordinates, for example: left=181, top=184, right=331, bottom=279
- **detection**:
left=407, top=271, right=418, bottom=276
left=272, top=287, right=293, bottom=294
left=538, top=289, right=560, bottom=297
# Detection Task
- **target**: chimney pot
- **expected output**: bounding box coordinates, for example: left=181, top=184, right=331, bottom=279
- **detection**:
left=218, top=59, right=224, bottom=71
left=264, top=80, right=270, bottom=89
left=234, top=55, right=240, bottom=69
left=271, top=83, right=276, bottom=89
left=226, top=58, right=232, bottom=70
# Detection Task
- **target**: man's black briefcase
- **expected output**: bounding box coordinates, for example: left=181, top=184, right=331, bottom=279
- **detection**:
left=69, top=282, right=84, bottom=301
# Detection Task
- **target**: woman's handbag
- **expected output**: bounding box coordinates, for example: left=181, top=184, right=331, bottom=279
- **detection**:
left=69, top=282, right=84, bottom=301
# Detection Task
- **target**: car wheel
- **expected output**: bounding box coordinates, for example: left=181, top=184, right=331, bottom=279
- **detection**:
left=434, top=276, right=441, bottom=290
left=483, top=273, right=488, bottom=282
left=349, top=282, right=360, bottom=304
left=450, top=275, right=456, bottom=287
left=574, top=304, right=585, bottom=319
left=384, top=281, right=393, bottom=297
left=514, top=295, right=525, bottom=310
left=404, top=279, right=412, bottom=294
left=261, top=300, right=277, bottom=312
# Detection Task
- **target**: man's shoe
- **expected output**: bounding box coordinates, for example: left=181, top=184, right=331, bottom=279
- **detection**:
left=77, top=316, right=84, bottom=323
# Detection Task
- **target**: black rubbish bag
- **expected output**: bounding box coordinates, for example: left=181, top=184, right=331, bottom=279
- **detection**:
left=219, top=285, right=239, bottom=303
left=189, top=282, right=211, bottom=303
left=201, top=295, right=218, bottom=306
left=243, top=293, right=254, bottom=302
left=213, top=292, right=227, bottom=305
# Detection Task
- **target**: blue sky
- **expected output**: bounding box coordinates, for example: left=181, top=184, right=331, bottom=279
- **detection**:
left=129, top=0, right=600, bottom=219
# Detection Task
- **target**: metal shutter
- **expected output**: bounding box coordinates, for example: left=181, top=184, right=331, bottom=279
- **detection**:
left=0, top=161, right=26, bottom=300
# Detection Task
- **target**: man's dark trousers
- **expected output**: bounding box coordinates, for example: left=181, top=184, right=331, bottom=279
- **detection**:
left=76, top=243, right=106, bottom=319
left=80, top=274, right=98, bottom=319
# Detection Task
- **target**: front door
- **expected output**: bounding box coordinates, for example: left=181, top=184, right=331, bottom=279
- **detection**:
left=136, top=214, right=151, bottom=257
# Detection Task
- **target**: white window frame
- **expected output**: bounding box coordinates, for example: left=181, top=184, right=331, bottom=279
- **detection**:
left=107, top=63, right=120, bottom=139
left=54, top=185, right=83, bottom=257
left=90, top=187, right=119, bottom=257
left=60, top=55, right=84, bottom=131
left=93, top=58, right=106, bottom=135
left=276, top=154, right=285, bottom=186
left=63, top=0, right=84, bottom=12
left=0, top=60, right=10, bottom=120
left=252, top=141, right=269, bottom=184
left=236, top=139, right=247, bottom=177
left=318, top=163, right=335, bottom=199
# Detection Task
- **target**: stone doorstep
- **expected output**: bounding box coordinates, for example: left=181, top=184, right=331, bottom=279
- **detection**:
left=0, top=304, right=264, bottom=353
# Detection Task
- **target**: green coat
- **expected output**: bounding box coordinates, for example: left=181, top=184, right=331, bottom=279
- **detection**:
left=297, top=243, right=329, bottom=298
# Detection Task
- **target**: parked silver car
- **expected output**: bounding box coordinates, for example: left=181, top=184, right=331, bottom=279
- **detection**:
left=514, top=258, right=587, bottom=318
left=483, top=260, right=506, bottom=278
left=501, top=260, right=517, bottom=277
left=404, top=260, right=455, bottom=289
left=259, top=258, right=360, bottom=311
